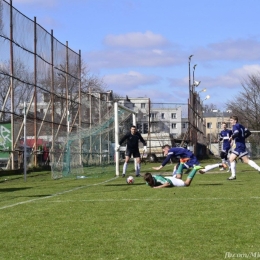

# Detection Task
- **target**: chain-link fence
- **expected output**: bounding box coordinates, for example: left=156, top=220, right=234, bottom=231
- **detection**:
left=0, top=1, right=82, bottom=169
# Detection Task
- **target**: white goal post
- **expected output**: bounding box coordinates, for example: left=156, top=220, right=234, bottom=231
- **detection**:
left=114, top=102, right=136, bottom=176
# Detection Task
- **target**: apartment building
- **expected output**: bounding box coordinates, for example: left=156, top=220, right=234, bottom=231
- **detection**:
left=203, top=110, right=232, bottom=155
left=118, top=96, right=188, bottom=138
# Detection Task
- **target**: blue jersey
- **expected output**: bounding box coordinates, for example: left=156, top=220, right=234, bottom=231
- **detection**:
left=161, top=147, right=199, bottom=168
left=231, top=123, right=251, bottom=155
left=219, top=129, right=232, bottom=152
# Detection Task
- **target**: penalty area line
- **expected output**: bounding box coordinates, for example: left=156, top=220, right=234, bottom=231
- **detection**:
left=0, top=176, right=118, bottom=210
left=49, top=197, right=260, bottom=203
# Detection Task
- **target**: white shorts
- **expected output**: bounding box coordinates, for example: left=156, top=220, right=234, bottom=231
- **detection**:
left=165, top=177, right=186, bottom=187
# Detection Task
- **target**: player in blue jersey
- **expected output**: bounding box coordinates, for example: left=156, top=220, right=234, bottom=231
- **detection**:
left=219, top=122, right=233, bottom=171
left=227, top=116, right=260, bottom=180
left=152, top=145, right=227, bottom=178
left=116, top=125, right=147, bottom=177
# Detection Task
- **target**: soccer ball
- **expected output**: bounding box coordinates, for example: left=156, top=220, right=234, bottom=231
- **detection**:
left=126, top=176, right=134, bottom=184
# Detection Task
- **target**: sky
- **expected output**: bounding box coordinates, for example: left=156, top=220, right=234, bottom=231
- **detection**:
left=10, top=0, right=260, bottom=110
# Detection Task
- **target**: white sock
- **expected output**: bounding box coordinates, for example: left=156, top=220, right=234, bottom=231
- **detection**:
left=203, top=164, right=220, bottom=172
left=172, top=165, right=177, bottom=176
left=136, top=163, right=140, bottom=175
left=248, top=160, right=260, bottom=171
left=230, top=161, right=236, bottom=177
left=123, top=163, right=128, bottom=174
left=225, top=160, right=230, bottom=167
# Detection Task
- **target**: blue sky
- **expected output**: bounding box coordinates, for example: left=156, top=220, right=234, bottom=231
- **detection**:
left=12, top=0, right=260, bottom=110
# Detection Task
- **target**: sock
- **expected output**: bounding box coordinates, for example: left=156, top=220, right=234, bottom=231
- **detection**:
left=187, top=167, right=197, bottom=179
left=136, top=163, right=140, bottom=175
left=123, top=162, right=128, bottom=174
left=203, top=164, right=220, bottom=173
left=176, top=163, right=184, bottom=174
left=226, top=160, right=230, bottom=168
left=248, top=160, right=260, bottom=171
left=230, top=161, right=236, bottom=177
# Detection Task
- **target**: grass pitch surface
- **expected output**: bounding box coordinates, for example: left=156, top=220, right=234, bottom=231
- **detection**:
left=0, top=159, right=260, bottom=260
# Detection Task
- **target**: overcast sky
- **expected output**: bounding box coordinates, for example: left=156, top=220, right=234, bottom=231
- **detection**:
left=11, top=0, right=260, bottom=110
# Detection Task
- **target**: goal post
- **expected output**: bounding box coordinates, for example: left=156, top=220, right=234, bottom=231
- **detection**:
left=114, top=102, right=136, bottom=176
left=51, top=101, right=136, bottom=179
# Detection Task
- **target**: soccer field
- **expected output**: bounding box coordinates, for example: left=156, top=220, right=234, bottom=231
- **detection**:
left=0, top=160, right=260, bottom=260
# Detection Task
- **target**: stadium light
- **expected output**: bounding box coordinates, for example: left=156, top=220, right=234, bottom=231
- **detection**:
left=203, top=95, right=210, bottom=102
left=198, top=88, right=207, bottom=93
left=193, top=80, right=201, bottom=87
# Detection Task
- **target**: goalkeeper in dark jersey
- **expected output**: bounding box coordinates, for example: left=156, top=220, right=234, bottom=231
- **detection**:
left=116, top=125, right=147, bottom=177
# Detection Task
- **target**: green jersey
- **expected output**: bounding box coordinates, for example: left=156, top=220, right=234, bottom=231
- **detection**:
left=152, top=175, right=174, bottom=187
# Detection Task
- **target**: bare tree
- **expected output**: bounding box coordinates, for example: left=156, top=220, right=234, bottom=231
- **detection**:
left=226, top=72, right=260, bottom=130
left=81, top=61, right=107, bottom=93
left=203, top=103, right=217, bottom=113
left=0, top=60, right=34, bottom=121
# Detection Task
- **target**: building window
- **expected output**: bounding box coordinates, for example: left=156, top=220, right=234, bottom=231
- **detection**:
left=137, top=123, right=143, bottom=133
left=217, top=122, right=222, bottom=129
left=141, top=103, right=145, bottom=108
left=172, top=123, right=177, bottom=129
left=144, top=123, right=148, bottom=134
left=182, top=123, right=186, bottom=128
left=150, top=113, right=155, bottom=119
left=161, top=113, right=165, bottom=119
left=171, top=113, right=176, bottom=119
left=207, top=122, right=212, bottom=129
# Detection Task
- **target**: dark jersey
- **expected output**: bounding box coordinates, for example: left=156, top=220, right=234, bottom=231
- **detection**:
left=161, top=147, right=199, bottom=167
left=232, top=123, right=251, bottom=152
left=119, top=131, right=146, bottom=150
left=219, top=129, right=232, bottom=151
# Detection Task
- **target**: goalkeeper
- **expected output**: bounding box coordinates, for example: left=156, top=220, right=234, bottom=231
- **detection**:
left=116, top=125, right=147, bottom=177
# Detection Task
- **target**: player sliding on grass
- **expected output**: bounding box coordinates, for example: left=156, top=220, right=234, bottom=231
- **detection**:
left=144, top=158, right=203, bottom=188
left=152, top=145, right=227, bottom=177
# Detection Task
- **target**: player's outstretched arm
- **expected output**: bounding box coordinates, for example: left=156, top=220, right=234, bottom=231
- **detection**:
left=152, top=165, right=163, bottom=170
left=153, top=182, right=171, bottom=188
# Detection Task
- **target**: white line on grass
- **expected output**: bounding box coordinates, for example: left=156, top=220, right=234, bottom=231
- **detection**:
left=49, top=197, right=260, bottom=203
left=0, top=176, right=118, bottom=210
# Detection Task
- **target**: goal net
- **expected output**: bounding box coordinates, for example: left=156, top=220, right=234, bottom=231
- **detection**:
left=51, top=101, right=134, bottom=179
left=246, top=131, right=260, bottom=159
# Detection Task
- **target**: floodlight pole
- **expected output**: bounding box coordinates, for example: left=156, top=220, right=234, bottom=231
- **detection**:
left=23, top=102, right=27, bottom=182
left=114, top=102, right=120, bottom=176
left=192, top=64, right=197, bottom=92
left=188, top=55, right=193, bottom=151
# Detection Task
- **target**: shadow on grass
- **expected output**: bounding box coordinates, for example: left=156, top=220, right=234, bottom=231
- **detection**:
left=197, top=183, right=224, bottom=186
left=0, top=187, right=33, bottom=192
left=21, top=194, right=52, bottom=197
left=105, top=183, right=145, bottom=186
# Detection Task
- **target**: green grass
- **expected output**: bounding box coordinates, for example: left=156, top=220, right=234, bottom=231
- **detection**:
left=0, top=159, right=260, bottom=260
